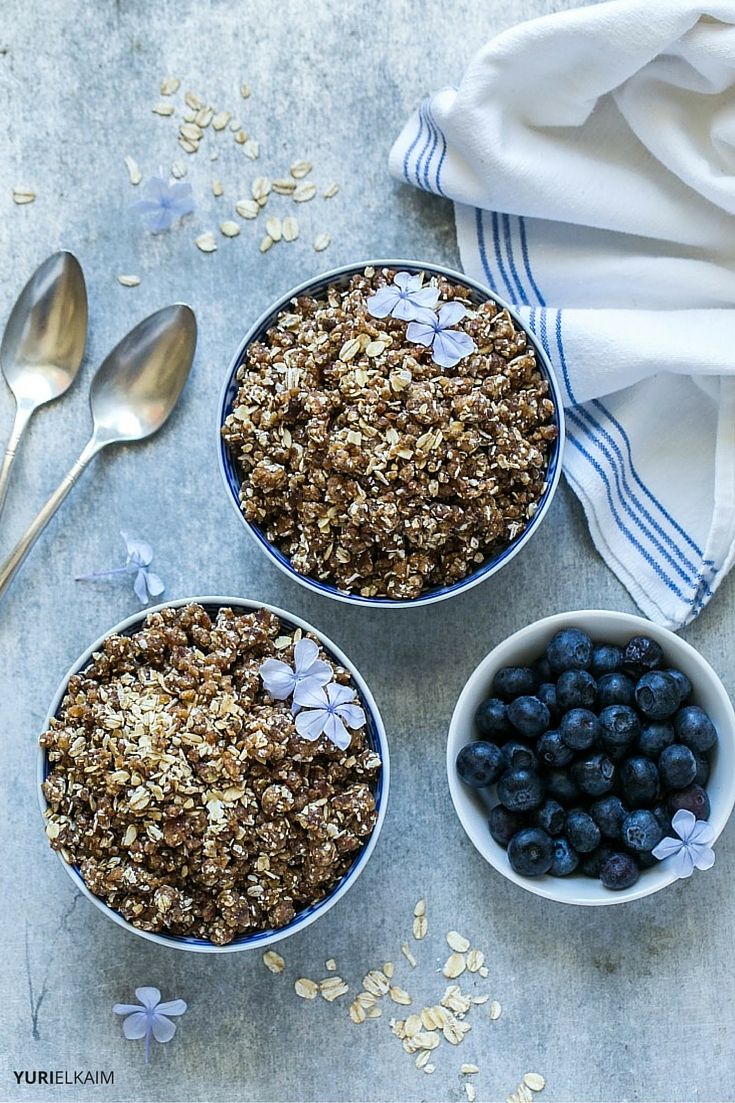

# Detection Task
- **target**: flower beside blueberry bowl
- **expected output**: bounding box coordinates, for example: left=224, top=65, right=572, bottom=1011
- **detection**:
left=447, top=610, right=735, bottom=906
left=218, top=260, right=565, bottom=609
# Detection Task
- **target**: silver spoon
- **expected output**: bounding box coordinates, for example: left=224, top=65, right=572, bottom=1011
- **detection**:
left=0, top=251, right=88, bottom=521
left=0, top=303, right=197, bottom=603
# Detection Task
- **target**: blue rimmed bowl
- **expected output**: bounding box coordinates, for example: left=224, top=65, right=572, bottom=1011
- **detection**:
left=37, top=596, right=389, bottom=953
left=218, top=259, right=566, bottom=609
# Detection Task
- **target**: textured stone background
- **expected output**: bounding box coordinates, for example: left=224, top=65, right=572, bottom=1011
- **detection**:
left=1, top=1, right=732, bottom=1101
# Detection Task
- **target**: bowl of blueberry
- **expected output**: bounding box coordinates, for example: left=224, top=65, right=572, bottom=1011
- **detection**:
left=447, top=610, right=735, bottom=905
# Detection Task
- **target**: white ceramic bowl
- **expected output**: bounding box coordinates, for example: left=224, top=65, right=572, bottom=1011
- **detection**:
left=447, top=609, right=735, bottom=906
left=217, top=259, right=566, bottom=609
left=38, top=596, right=390, bottom=952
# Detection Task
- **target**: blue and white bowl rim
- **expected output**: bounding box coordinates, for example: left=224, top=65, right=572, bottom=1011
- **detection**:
left=217, top=258, right=567, bottom=608
left=37, top=596, right=390, bottom=953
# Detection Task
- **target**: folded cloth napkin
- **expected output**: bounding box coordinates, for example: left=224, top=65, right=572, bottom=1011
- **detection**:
left=389, top=0, right=735, bottom=630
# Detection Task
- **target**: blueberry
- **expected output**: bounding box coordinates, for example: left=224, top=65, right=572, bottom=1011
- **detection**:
left=634, top=671, right=680, bottom=720
left=501, top=740, right=538, bottom=772
left=536, top=682, right=558, bottom=720
left=572, top=754, right=616, bottom=797
left=488, top=805, right=527, bottom=847
left=597, top=673, right=636, bottom=708
left=668, top=784, right=710, bottom=820
left=560, top=708, right=600, bottom=751
left=534, top=656, right=553, bottom=683
left=543, top=768, right=581, bottom=806
left=546, top=628, right=593, bottom=673
left=497, top=768, right=545, bottom=813
left=599, top=705, right=640, bottom=750
left=475, top=698, right=511, bottom=739
left=507, top=828, right=554, bottom=876
left=556, top=670, right=597, bottom=710
left=652, top=802, right=673, bottom=835
left=590, top=795, right=628, bottom=839
left=599, top=851, right=640, bottom=890
left=537, top=730, right=573, bottom=768
left=581, top=845, right=615, bottom=878
left=549, top=836, right=579, bottom=876
left=658, top=744, right=697, bottom=790
left=664, top=668, right=692, bottom=704
left=622, top=809, right=664, bottom=852
left=532, top=799, right=566, bottom=836
left=619, top=756, right=659, bottom=807
left=493, top=666, right=537, bottom=700
left=637, top=722, right=674, bottom=759
left=456, top=742, right=503, bottom=787
left=590, top=644, right=623, bottom=676
left=565, top=810, right=601, bottom=853
left=623, top=636, right=664, bottom=676
left=673, top=705, right=718, bottom=753
left=693, top=751, right=711, bottom=787
left=507, top=696, right=550, bottom=739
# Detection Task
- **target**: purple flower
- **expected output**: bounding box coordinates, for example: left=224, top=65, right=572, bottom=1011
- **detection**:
left=652, top=809, right=716, bottom=878
left=366, top=271, right=439, bottom=323
left=75, top=531, right=165, bottom=605
left=113, top=987, right=187, bottom=1063
left=406, top=301, right=476, bottom=368
left=259, top=638, right=332, bottom=702
left=131, top=174, right=195, bottom=233
left=292, top=681, right=366, bottom=751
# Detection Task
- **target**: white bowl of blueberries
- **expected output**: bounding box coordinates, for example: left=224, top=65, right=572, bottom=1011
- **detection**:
left=447, top=610, right=735, bottom=905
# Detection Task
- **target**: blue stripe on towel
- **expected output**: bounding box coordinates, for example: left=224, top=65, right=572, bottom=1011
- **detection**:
left=415, top=102, right=436, bottom=190
left=402, top=105, right=425, bottom=183
left=428, top=100, right=447, bottom=197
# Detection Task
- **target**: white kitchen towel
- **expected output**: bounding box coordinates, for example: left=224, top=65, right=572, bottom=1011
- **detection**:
left=389, top=0, right=735, bottom=630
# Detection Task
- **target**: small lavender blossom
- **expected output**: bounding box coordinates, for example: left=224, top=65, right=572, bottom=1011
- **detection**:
left=259, top=638, right=332, bottom=702
left=366, top=271, right=439, bottom=323
left=75, top=531, right=165, bottom=605
left=131, top=174, right=195, bottom=233
left=113, top=987, right=187, bottom=1063
left=406, top=300, right=476, bottom=368
left=292, top=681, right=366, bottom=751
left=652, top=809, right=716, bottom=878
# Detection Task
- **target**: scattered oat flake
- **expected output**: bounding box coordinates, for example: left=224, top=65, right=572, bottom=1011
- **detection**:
left=489, top=1000, right=502, bottom=1020
left=262, top=950, right=285, bottom=974
left=212, top=179, right=224, bottom=197
left=415, top=1050, right=431, bottom=1070
left=234, top=129, right=247, bottom=144
left=196, top=106, right=214, bottom=128
left=320, top=976, right=348, bottom=1002
left=389, top=987, right=412, bottom=1006
left=383, top=962, right=394, bottom=979
left=243, top=139, right=259, bottom=160
left=401, top=943, right=417, bottom=967
left=326, top=958, right=337, bottom=972
left=472, top=995, right=489, bottom=1005
left=293, top=181, right=316, bottom=202
left=290, top=159, right=312, bottom=179
left=413, top=915, right=428, bottom=940
left=273, top=178, right=296, bottom=195
left=462, top=1065, right=480, bottom=1074
left=171, top=161, right=186, bottom=179
left=152, top=101, right=175, bottom=116
left=240, top=81, right=251, bottom=99
left=424, top=1065, right=435, bottom=1075
left=447, top=931, right=471, bottom=953
left=252, top=177, right=271, bottom=202
left=295, top=978, right=318, bottom=999
left=466, top=1084, right=477, bottom=1102
left=467, top=949, right=485, bottom=972
left=523, top=1074, right=546, bottom=1092
left=219, top=220, right=241, bottom=238
left=414, top=899, right=426, bottom=917
left=236, top=198, right=259, bottom=219
left=362, top=970, right=390, bottom=996
left=443, top=952, right=466, bottom=979
left=365, top=1006, right=382, bottom=1019
left=313, top=233, right=331, bottom=252
left=160, top=76, right=180, bottom=95
left=212, top=110, right=231, bottom=131
left=518, top=1087, right=533, bottom=1103
left=124, top=155, right=142, bottom=185
left=185, top=91, right=203, bottom=110
left=479, top=966, right=489, bottom=978
left=324, top=182, right=340, bottom=198
left=12, top=187, right=35, bottom=204
left=259, top=235, right=274, bottom=253
left=266, top=216, right=282, bottom=242
left=195, top=232, right=217, bottom=253
left=117, top=275, right=140, bottom=287
left=349, top=1000, right=366, bottom=1024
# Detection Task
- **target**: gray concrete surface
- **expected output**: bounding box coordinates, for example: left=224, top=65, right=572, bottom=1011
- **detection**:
left=1, top=1, right=732, bottom=1101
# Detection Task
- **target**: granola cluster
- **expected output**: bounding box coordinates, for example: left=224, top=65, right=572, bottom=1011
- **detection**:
left=40, top=604, right=381, bottom=945
left=222, top=267, right=558, bottom=600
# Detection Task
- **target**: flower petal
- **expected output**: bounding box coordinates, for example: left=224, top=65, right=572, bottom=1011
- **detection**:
left=148, top=207, right=176, bottom=234
left=293, top=682, right=329, bottom=710
left=130, top=199, right=163, bottom=216
left=671, top=808, right=697, bottom=841
left=411, top=285, right=440, bottom=310
left=122, top=532, right=153, bottom=566
left=135, top=987, right=161, bottom=1009
left=151, top=1014, right=177, bottom=1043
left=437, top=301, right=467, bottom=328
left=669, top=847, right=696, bottom=878
left=325, top=682, right=358, bottom=707
left=113, top=1003, right=143, bottom=1016
left=295, top=707, right=328, bottom=742
left=431, top=329, right=476, bottom=369
left=687, top=819, right=716, bottom=846
left=155, top=999, right=187, bottom=1016
left=336, top=702, right=366, bottom=730
left=406, top=320, right=437, bottom=348
left=133, top=569, right=150, bottom=605
left=393, top=272, right=414, bottom=290
left=144, top=570, right=165, bottom=597
left=392, top=299, right=437, bottom=324
left=259, top=658, right=296, bottom=700
left=143, top=176, right=169, bottom=202
left=323, top=712, right=351, bottom=751
left=122, top=1012, right=150, bottom=1040
left=366, top=286, right=400, bottom=318
left=652, top=836, right=683, bottom=861
left=692, top=844, right=716, bottom=871
left=293, top=638, right=320, bottom=674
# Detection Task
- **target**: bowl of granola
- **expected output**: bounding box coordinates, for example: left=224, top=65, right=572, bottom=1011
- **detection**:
left=219, top=261, right=564, bottom=607
left=38, top=598, right=388, bottom=953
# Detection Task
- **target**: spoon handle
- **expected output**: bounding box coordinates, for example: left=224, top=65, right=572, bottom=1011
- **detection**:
left=0, top=402, right=33, bottom=524
left=0, top=437, right=101, bottom=603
